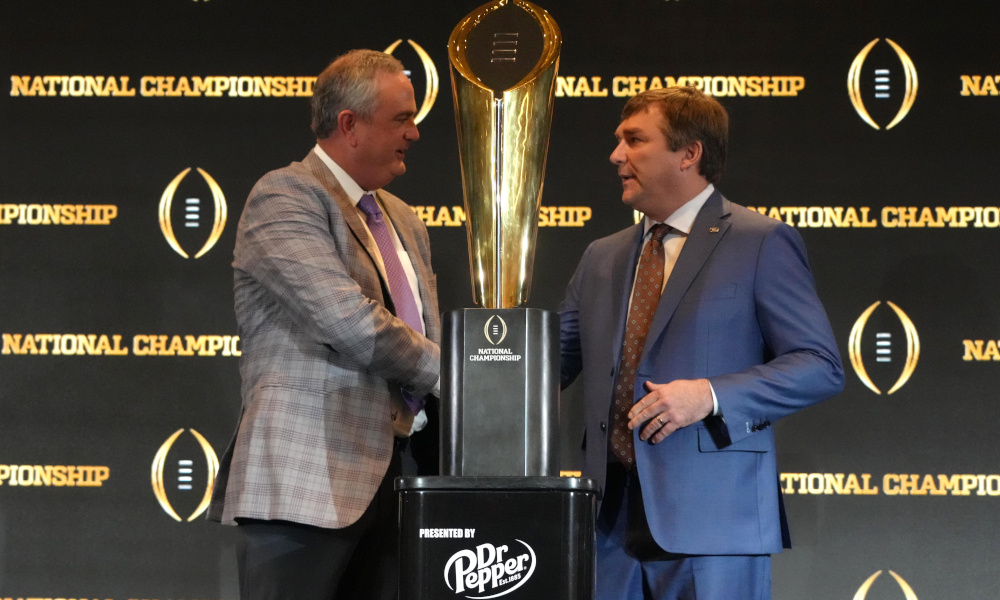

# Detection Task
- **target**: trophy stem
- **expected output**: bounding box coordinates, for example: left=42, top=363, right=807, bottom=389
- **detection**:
left=493, top=97, right=505, bottom=310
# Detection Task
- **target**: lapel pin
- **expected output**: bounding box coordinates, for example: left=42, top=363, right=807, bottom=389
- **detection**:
left=709, top=227, right=720, bottom=233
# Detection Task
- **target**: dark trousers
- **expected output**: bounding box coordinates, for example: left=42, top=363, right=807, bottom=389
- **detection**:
left=235, top=441, right=406, bottom=600
left=596, top=462, right=771, bottom=600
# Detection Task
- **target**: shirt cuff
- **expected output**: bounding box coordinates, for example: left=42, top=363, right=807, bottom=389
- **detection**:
left=409, top=408, right=428, bottom=435
left=708, top=380, right=720, bottom=416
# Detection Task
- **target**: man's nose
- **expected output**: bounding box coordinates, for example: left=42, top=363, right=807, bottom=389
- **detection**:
left=610, top=141, right=625, bottom=165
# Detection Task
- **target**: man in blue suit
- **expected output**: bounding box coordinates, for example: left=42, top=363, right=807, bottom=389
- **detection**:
left=559, top=87, right=844, bottom=599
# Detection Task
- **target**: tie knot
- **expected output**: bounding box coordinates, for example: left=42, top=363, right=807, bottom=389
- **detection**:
left=358, top=194, right=382, bottom=219
left=650, top=223, right=670, bottom=243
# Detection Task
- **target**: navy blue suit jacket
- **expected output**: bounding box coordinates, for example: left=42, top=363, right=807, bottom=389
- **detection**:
left=560, top=190, right=844, bottom=555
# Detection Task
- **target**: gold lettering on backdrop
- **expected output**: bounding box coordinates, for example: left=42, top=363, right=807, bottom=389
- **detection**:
left=0, top=465, right=110, bottom=487
left=1, top=334, right=129, bottom=355
left=747, top=206, right=880, bottom=228
left=963, top=340, right=1000, bottom=361
left=780, top=473, right=880, bottom=495
left=779, top=473, right=1000, bottom=496
left=555, top=75, right=804, bottom=98
left=0, top=204, right=118, bottom=225
left=132, top=335, right=241, bottom=356
left=137, top=75, right=317, bottom=98
left=537, top=206, right=593, bottom=227
left=11, top=73, right=810, bottom=100
left=883, top=473, right=1000, bottom=496
left=745, top=205, right=1000, bottom=228
left=410, top=205, right=592, bottom=227
left=960, top=75, right=1000, bottom=96
left=554, top=76, right=609, bottom=97
left=9, top=75, right=137, bottom=96
left=10, top=75, right=315, bottom=97
left=1, top=334, right=240, bottom=356
left=411, top=205, right=467, bottom=227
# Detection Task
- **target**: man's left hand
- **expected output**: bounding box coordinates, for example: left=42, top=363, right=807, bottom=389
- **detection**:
left=628, top=379, right=713, bottom=443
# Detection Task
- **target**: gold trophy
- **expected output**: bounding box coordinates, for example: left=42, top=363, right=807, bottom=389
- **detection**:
left=441, top=0, right=562, bottom=476
left=448, top=0, right=562, bottom=308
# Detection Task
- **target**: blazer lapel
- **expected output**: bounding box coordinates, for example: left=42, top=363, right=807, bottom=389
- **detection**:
left=641, top=191, right=732, bottom=359
left=301, top=151, right=389, bottom=287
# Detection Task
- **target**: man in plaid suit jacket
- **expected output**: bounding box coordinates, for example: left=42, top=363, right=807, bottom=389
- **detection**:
left=208, top=50, right=440, bottom=600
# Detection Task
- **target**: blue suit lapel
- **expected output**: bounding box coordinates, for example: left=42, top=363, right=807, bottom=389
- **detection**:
left=641, top=191, right=732, bottom=360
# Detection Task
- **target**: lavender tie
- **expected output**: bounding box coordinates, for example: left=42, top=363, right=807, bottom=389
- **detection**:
left=358, top=193, right=426, bottom=413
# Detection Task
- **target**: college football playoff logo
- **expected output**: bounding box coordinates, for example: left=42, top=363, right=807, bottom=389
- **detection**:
left=151, top=428, right=219, bottom=522
left=853, top=570, right=919, bottom=600
left=159, top=167, right=228, bottom=259
left=484, top=314, right=508, bottom=345
left=385, top=39, right=439, bottom=125
left=848, top=38, right=918, bottom=130
left=848, top=301, right=919, bottom=395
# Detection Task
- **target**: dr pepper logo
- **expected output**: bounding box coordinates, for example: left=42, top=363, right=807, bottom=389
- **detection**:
left=444, top=540, right=536, bottom=598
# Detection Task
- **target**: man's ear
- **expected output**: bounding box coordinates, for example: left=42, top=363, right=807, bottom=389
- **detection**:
left=680, top=140, right=703, bottom=172
left=338, top=110, right=359, bottom=147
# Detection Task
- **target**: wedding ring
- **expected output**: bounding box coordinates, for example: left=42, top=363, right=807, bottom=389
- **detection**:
left=656, top=416, right=665, bottom=426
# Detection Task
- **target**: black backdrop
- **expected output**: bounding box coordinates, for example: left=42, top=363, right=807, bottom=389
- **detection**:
left=3, top=1, right=1000, bottom=598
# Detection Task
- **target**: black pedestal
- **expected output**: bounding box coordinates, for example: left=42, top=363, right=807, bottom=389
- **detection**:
left=441, top=308, right=560, bottom=476
left=397, top=476, right=596, bottom=600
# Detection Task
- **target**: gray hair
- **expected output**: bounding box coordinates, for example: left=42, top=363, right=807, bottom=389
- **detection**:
left=310, top=49, right=405, bottom=139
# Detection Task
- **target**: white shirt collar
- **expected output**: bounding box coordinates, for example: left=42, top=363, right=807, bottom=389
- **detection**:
left=643, top=183, right=715, bottom=236
left=313, top=143, right=369, bottom=206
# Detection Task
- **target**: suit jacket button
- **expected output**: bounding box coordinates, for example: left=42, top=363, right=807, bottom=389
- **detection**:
left=600, top=422, right=607, bottom=432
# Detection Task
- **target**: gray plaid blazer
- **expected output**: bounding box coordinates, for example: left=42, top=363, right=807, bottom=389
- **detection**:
left=207, top=149, right=440, bottom=529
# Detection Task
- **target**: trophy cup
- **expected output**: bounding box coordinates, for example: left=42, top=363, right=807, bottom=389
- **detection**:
left=397, top=8, right=595, bottom=598
left=441, top=0, right=562, bottom=476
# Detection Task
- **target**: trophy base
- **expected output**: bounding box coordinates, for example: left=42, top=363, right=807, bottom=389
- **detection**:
left=396, top=476, right=596, bottom=600
left=441, top=308, right=560, bottom=476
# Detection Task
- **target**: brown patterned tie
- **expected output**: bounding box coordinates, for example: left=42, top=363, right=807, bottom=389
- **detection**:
left=610, top=224, right=670, bottom=468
